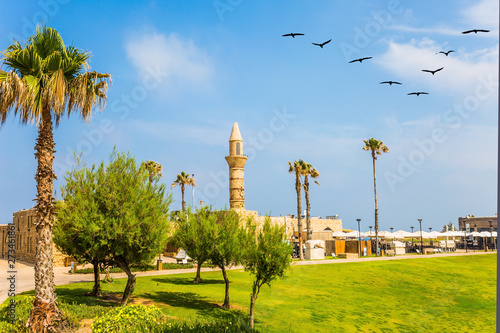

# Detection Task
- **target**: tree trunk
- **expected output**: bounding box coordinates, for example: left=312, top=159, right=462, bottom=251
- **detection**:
left=181, top=184, right=186, bottom=212
left=249, top=282, right=261, bottom=329
left=372, top=154, right=379, bottom=257
left=193, top=260, right=204, bottom=284
left=295, top=171, right=304, bottom=261
left=221, top=265, right=231, bottom=308
left=27, top=110, right=60, bottom=332
left=115, top=256, right=136, bottom=306
left=91, top=259, right=102, bottom=297
left=305, top=175, right=312, bottom=241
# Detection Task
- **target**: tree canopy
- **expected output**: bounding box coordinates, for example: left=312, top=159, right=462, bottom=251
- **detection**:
left=56, top=150, right=171, bottom=305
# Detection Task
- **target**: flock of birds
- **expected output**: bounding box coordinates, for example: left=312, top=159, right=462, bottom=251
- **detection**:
left=282, top=28, right=490, bottom=97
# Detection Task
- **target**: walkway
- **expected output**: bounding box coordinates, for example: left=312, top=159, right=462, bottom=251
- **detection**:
left=0, top=251, right=495, bottom=304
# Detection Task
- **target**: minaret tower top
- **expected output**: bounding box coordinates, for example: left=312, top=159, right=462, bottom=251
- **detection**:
left=225, top=122, right=247, bottom=209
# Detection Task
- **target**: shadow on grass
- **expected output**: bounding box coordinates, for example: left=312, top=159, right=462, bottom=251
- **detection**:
left=142, top=291, right=246, bottom=321
left=151, top=276, right=225, bottom=285
left=55, top=287, right=118, bottom=307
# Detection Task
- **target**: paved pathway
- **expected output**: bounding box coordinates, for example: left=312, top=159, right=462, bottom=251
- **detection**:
left=1, top=251, right=495, bottom=304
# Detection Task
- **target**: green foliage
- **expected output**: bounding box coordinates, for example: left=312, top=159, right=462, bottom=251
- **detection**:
left=209, top=209, right=242, bottom=269
left=74, top=262, right=215, bottom=274
left=172, top=206, right=219, bottom=281
left=120, top=317, right=257, bottom=333
left=56, top=149, right=172, bottom=301
left=240, top=217, right=293, bottom=327
left=0, top=296, right=32, bottom=332
left=91, top=304, right=164, bottom=333
left=0, top=296, right=94, bottom=332
left=241, top=217, right=293, bottom=288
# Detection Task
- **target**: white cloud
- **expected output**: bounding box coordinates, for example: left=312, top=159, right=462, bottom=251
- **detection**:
left=389, top=24, right=460, bottom=36
left=375, top=38, right=498, bottom=95
left=461, top=0, right=499, bottom=28
left=125, top=30, right=214, bottom=93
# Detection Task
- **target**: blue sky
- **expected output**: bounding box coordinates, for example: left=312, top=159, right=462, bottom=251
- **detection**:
left=0, top=0, right=498, bottom=232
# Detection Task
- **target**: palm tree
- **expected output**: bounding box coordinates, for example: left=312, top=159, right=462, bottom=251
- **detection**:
left=301, top=163, right=320, bottom=241
left=288, top=160, right=306, bottom=261
left=141, top=160, right=163, bottom=184
left=0, top=26, right=110, bottom=331
left=363, top=138, right=389, bottom=257
left=171, top=171, right=197, bottom=212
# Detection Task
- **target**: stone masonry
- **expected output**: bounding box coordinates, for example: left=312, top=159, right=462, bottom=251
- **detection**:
left=0, top=208, right=72, bottom=267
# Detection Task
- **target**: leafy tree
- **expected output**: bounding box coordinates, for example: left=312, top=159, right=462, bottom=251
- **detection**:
left=301, top=163, right=320, bottom=241
left=0, top=26, right=110, bottom=330
left=97, top=151, right=171, bottom=306
left=57, top=150, right=171, bottom=306
left=288, top=160, right=306, bottom=260
left=171, top=206, right=217, bottom=283
left=240, top=217, right=293, bottom=329
left=442, top=221, right=456, bottom=232
left=363, top=138, right=389, bottom=256
left=171, top=172, right=197, bottom=212
left=54, top=159, right=109, bottom=297
left=209, top=209, right=242, bottom=308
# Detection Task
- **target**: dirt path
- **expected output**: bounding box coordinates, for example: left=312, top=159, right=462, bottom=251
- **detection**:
left=1, top=251, right=495, bottom=304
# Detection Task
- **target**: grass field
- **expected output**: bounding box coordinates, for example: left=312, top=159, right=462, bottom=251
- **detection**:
left=17, top=254, right=498, bottom=332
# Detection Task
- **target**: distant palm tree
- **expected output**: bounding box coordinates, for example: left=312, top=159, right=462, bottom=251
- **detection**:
left=171, top=172, right=197, bottom=212
left=0, top=26, right=110, bottom=331
left=141, top=160, right=163, bottom=184
left=302, top=163, right=320, bottom=241
left=363, top=138, right=389, bottom=256
left=288, top=160, right=306, bottom=260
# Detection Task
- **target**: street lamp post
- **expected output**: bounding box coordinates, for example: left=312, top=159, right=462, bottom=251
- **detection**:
left=418, top=219, right=423, bottom=254
left=390, top=227, right=394, bottom=233
left=410, top=226, right=414, bottom=250
left=192, top=174, right=195, bottom=209
left=489, top=220, right=493, bottom=250
left=473, top=224, right=477, bottom=252
left=357, top=219, right=361, bottom=256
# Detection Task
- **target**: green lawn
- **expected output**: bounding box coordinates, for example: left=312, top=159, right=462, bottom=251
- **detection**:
left=19, top=254, right=499, bottom=332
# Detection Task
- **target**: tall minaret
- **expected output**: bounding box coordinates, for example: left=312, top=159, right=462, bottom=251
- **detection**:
left=225, top=122, right=248, bottom=210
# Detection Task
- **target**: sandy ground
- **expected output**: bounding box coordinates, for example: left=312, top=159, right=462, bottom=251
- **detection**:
left=0, top=250, right=495, bottom=304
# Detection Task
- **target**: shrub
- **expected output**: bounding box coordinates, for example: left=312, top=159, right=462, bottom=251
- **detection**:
left=91, top=304, right=164, bottom=333
left=119, top=317, right=258, bottom=333
left=0, top=295, right=34, bottom=332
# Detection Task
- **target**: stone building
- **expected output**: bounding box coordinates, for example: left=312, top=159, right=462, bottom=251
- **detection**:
left=0, top=208, right=73, bottom=267
left=224, top=122, right=342, bottom=236
left=458, top=215, right=497, bottom=232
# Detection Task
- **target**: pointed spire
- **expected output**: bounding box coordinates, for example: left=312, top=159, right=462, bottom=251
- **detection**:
left=229, top=122, right=243, bottom=141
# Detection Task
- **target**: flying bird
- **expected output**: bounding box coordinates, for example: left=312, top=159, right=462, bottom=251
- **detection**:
left=422, top=67, right=444, bottom=75
left=408, top=92, right=429, bottom=96
left=462, top=29, right=490, bottom=34
left=380, top=81, right=402, bottom=85
left=437, top=50, right=454, bottom=56
left=312, top=39, right=332, bottom=48
left=282, top=33, right=305, bottom=38
left=349, top=57, right=372, bottom=63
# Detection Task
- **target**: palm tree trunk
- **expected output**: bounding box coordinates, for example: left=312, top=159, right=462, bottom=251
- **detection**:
left=304, top=175, right=312, bottom=241
left=181, top=184, right=186, bottom=212
left=372, top=154, right=379, bottom=256
left=295, top=172, right=304, bottom=261
left=27, top=109, right=60, bottom=332
left=221, top=265, right=231, bottom=308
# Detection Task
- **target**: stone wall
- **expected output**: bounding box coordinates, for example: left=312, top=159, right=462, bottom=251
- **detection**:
left=458, top=215, right=497, bottom=232
left=0, top=208, right=73, bottom=267
left=234, top=209, right=342, bottom=238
